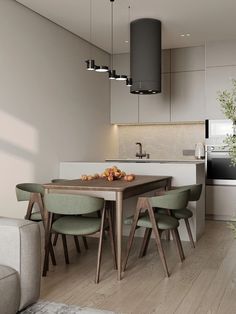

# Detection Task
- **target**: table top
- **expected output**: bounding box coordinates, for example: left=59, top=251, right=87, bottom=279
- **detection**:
left=43, top=175, right=171, bottom=194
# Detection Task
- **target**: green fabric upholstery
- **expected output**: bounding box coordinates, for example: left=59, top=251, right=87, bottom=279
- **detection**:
left=149, top=190, right=190, bottom=210
left=137, top=213, right=179, bottom=230
left=52, top=216, right=101, bottom=235
left=124, top=213, right=146, bottom=225
left=44, top=193, right=104, bottom=215
left=173, top=208, right=193, bottom=219
left=16, top=183, right=44, bottom=201
left=166, top=184, right=202, bottom=202
left=30, top=212, right=42, bottom=221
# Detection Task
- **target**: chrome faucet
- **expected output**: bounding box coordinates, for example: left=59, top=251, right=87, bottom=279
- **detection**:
left=135, top=142, right=147, bottom=159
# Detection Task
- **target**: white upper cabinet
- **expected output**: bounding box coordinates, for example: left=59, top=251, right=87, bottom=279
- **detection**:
left=205, top=66, right=236, bottom=119
left=110, top=54, right=138, bottom=124
left=205, top=40, right=236, bottom=119
left=206, top=40, right=236, bottom=67
left=171, top=46, right=205, bottom=72
left=171, top=71, right=205, bottom=122
left=139, top=73, right=171, bottom=123
left=170, top=46, right=205, bottom=122
left=110, top=50, right=171, bottom=124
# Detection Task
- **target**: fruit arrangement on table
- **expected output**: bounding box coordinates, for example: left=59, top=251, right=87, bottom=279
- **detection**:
left=80, top=166, right=135, bottom=182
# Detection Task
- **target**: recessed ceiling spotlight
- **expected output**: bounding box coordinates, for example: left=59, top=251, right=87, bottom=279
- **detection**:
left=180, top=33, right=191, bottom=37
left=186, top=33, right=191, bottom=37
left=125, top=40, right=129, bottom=43
left=180, top=34, right=185, bottom=37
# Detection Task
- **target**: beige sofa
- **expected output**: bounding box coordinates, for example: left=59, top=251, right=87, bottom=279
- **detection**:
left=0, top=218, right=41, bottom=314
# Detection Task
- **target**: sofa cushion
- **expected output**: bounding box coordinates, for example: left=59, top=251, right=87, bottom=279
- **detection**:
left=0, top=218, right=41, bottom=311
left=0, top=265, right=20, bottom=314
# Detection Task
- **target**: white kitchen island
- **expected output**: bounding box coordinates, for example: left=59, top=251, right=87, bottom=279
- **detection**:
left=60, top=160, right=205, bottom=242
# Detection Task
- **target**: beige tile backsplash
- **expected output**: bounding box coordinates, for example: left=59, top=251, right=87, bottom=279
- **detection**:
left=118, top=124, right=205, bottom=160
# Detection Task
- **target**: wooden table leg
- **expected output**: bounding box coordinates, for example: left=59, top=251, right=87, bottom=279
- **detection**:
left=116, top=191, right=123, bottom=281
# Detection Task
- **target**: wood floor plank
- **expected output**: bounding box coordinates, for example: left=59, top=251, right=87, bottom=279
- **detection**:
left=40, top=221, right=235, bottom=314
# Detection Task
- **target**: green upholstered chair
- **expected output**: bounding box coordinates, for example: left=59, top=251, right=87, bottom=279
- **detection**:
left=50, top=179, right=89, bottom=251
left=43, top=193, right=117, bottom=283
left=16, top=183, right=45, bottom=222
left=165, top=184, right=202, bottom=248
left=16, top=183, right=56, bottom=267
left=123, top=190, right=190, bottom=277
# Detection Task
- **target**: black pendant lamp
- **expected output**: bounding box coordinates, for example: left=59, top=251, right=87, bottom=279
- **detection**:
left=95, top=65, right=109, bottom=72
left=130, top=18, right=161, bottom=94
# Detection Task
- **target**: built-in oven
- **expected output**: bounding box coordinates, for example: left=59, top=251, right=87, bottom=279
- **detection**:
left=206, top=145, right=236, bottom=185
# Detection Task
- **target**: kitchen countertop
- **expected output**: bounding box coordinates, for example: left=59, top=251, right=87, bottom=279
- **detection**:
left=105, top=158, right=205, bottom=164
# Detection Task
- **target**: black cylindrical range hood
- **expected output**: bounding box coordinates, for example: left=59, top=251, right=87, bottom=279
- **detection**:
left=130, top=18, right=161, bottom=94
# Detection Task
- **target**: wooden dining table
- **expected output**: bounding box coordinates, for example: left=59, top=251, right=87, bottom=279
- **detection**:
left=43, top=175, right=172, bottom=280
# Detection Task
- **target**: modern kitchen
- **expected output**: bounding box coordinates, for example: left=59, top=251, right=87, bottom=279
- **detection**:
left=1, top=0, right=236, bottom=313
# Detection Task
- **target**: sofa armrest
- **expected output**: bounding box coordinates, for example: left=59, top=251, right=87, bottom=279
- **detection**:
left=0, top=218, right=41, bottom=311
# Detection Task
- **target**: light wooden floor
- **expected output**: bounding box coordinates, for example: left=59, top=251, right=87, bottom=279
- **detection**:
left=41, top=221, right=236, bottom=314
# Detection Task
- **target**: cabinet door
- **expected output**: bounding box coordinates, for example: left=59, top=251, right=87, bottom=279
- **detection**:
left=205, top=66, right=236, bottom=119
left=171, top=46, right=205, bottom=72
left=139, top=73, right=171, bottom=123
left=110, top=80, right=138, bottom=124
left=171, top=71, right=205, bottom=122
left=206, top=40, right=236, bottom=67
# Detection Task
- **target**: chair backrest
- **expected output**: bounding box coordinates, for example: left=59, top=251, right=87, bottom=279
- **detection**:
left=166, top=184, right=202, bottom=202
left=44, top=193, right=105, bottom=215
left=149, top=190, right=190, bottom=210
left=16, top=183, right=44, bottom=201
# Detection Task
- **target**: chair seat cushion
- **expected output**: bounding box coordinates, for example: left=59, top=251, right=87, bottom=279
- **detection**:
left=52, top=216, right=101, bottom=235
left=30, top=212, right=42, bottom=221
left=137, top=213, right=179, bottom=230
left=173, top=208, right=193, bottom=219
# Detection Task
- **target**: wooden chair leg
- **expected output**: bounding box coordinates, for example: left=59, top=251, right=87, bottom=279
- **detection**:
left=74, top=236, right=81, bottom=253
left=82, top=237, right=88, bottom=250
left=166, top=230, right=170, bottom=241
left=175, top=228, right=185, bottom=260
left=53, top=233, right=58, bottom=246
left=184, top=218, right=195, bottom=248
left=49, top=235, right=56, bottom=265
left=107, top=207, right=117, bottom=270
left=43, top=213, right=53, bottom=276
left=61, top=234, right=69, bottom=264
left=139, top=228, right=152, bottom=258
left=123, top=199, right=144, bottom=272
left=148, top=207, right=170, bottom=277
left=95, top=207, right=106, bottom=284
left=25, top=199, right=34, bottom=220
left=171, top=229, right=185, bottom=262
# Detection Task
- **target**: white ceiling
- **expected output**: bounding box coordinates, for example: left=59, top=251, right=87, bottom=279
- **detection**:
left=16, top=0, right=236, bottom=54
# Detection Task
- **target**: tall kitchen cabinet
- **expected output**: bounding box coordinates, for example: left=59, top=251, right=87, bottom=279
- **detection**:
left=110, top=51, right=171, bottom=124
left=205, top=40, right=236, bottom=119
left=110, top=46, right=206, bottom=124
left=170, top=46, right=205, bottom=122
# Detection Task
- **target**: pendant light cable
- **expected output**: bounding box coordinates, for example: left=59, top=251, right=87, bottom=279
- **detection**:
left=86, top=0, right=96, bottom=70
left=109, top=0, right=116, bottom=79
left=126, top=4, right=132, bottom=86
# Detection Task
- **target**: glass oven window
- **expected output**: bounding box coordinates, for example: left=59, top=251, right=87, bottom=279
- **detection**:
left=207, top=154, right=236, bottom=180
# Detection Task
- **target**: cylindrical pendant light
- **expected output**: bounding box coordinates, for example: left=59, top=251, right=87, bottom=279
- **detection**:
left=130, top=18, right=161, bottom=94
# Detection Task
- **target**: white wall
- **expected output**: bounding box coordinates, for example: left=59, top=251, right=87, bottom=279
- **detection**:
left=0, top=0, right=118, bottom=218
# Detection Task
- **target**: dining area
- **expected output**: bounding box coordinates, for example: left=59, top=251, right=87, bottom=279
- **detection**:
left=15, top=170, right=203, bottom=286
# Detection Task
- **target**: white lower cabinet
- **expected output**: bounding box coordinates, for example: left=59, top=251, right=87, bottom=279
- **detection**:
left=206, top=185, right=236, bottom=220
